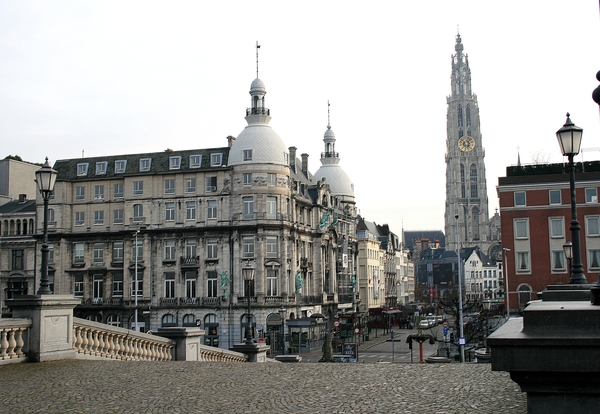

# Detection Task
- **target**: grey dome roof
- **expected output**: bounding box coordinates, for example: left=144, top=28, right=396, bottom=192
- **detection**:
left=250, top=78, right=266, bottom=93
left=228, top=124, right=288, bottom=166
left=314, top=164, right=354, bottom=197
left=324, top=128, right=335, bottom=140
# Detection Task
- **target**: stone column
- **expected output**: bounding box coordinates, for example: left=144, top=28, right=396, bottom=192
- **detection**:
left=156, top=327, right=205, bottom=361
left=8, top=295, right=81, bottom=362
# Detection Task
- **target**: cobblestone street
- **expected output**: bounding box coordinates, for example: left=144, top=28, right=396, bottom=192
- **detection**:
left=0, top=360, right=525, bottom=413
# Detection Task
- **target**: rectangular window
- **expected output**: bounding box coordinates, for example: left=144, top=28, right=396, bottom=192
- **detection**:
left=169, top=156, right=182, bottom=170
left=48, top=243, right=54, bottom=263
left=165, top=273, right=175, bottom=298
left=210, top=153, right=222, bottom=166
left=93, top=274, right=103, bottom=300
left=267, top=268, right=278, bottom=296
left=186, top=201, right=196, bottom=220
left=185, top=177, right=196, bottom=193
left=94, top=210, right=104, bottom=225
left=206, top=237, right=218, bottom=259
left=112, top=273, right=123, bottom=297
left=516, top=252, right=530, bottom=272
left=190, top=155, right=202, bottom=168
left=114, top=183, right=124, bottom=198
left=112, top=241, right=124, bottom=262
left=113, top=209, right=124, bottom=224
left=242, top=235, right=255, bottom=258
left=139, top=158, right=151, bottom=172
left=185, top=239, right=197, bottom=258
left=74, top=274, right=84, bottom=297
left=589, top=249, right=600, bottom=269
left=164, top=240, right=176, bottom=260
left=587, top=216, right=600, bottom=236
left=514, top=191, right=526, bottom=206
left=266, top=236, right=278, bottom=258
left=207, top=200, right=217, bottom=219
left=74, top=242, right=85, bottom=263
left=133, top=181, right=143, bottom=195
left=164, top=179, right=175, bottom=194
left=95, top=161, right=107, bottom=175
left=207, top=271, right=218, bottom=298
left=75, top=211, right=85, bottom=226
left=243, top=173, right=252, bottom=185
left=243, top=196, right=254, bottom=219
left=552, top=251, right=565, bottom=271
left=267, top=173, right=276, bottom=185
left=115, top=160, right=127, bottom=174
left=133, top=204, right=143, bottom=222
left=132, top=279, right=143, bottom=297
left=93, top=243, right=104, bottom=263
left=11, top=249, right=24, bottom=270
left=77, top=163, right=89, bottom=176
left=206, top=176, right=217, bottom=192
left=515, top=219, right=528, bottom=239
left=185, top=273, right=196, bottom=298
left=94, top=185, right=104, bottom=200
left=549, top=189, right=561, bottom=205
left=550, top=218, right=564, bottom=238
left=75, top=186, right=85, bottom=200
left=266, top=196, right=277, bottom=219
left=243, top=149, right=252, bottom=161
left=165, top=202, right=175, bottom=221
left=586, top=188, right=598, bottom=203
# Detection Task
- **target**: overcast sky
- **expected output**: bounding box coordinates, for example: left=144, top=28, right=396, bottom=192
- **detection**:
left=1, top=1, right=599, bottom=237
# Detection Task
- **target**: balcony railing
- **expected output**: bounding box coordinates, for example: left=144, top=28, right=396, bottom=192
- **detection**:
left=264, top=296, right=284, bottom=304
left=180, top=256, right=199, bottom=266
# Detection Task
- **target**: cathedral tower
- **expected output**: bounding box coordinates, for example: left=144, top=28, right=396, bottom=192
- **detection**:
left=444, top=34, right=492, bottom=253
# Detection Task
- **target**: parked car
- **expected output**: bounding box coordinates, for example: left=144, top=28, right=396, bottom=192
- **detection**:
left=418, top=319, right=431, bottom=329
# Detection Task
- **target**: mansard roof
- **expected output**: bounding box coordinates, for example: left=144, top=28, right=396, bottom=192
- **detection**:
left=0, top=199, right=36, bottom=214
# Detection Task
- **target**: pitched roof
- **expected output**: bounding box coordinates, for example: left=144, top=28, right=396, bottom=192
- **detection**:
left=0, top=199, right=36, bottom=214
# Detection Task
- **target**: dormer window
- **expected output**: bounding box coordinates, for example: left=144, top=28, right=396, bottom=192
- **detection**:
left=169, top=156, right=182, bottom=170
left=243, top=149, right=253, bottom=161
left=115, top=160, right=127, bottom=174
left=190, top=155, right=202, bottom=168
left=95, top=162, right=107, bottom=175
left=140, top=158, right=152, bottom=172
left=210, top=153, right=222, bottom=167
left=77, top=163, right=89, bottom=176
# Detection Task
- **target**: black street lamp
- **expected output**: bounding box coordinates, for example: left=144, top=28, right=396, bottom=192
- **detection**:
left=278, top=306, right=286, bottom=355
left=242, top=265, right=255, bottom=345
left=556, top=113, right=587, bottom=284
left=34, top=157, right=57, bottom=295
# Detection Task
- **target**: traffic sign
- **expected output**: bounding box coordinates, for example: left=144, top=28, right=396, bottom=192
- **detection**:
left=443, top=327, right=449, bottom=335
left=458, top=337, right=466, bottom=346
left=442, top=321, right=449, bottom=328
left=334, top=320, right=340, bottom=328
left=354, top=327, right=360, bottom=335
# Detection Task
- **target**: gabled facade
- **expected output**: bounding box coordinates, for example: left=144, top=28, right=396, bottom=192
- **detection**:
left=462, top=247, right=501, bottom=300
left=31, top=72, right=359, bottom=350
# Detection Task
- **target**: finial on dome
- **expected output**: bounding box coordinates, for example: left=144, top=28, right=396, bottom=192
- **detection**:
left=327, top=100, right=331, bottom=130
left=256, top=41, right=261, bottom=78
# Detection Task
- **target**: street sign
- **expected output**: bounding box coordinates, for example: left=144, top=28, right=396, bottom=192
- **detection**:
left=257, top=338, right=266, bottom=344
left=442, top=321, right=449, bottom=328
left=354, top=327, right=360, bottom=335
left=334, top=320, right=340, bottom=328
left=458, top=337, right=466, bottom=346
left=443, top=327, right=449, bottom=335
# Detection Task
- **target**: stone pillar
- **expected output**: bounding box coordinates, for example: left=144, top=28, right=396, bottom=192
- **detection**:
left=8, top=295, right=81, bottom=362
left=156, top=327, right=205, bottom=361
left=230, top=342, right=270, bottom=362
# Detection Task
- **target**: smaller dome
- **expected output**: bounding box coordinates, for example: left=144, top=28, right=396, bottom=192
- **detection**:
left=324, top=127, right=335, bottom=140
left=250, top=78, right=266, bottom=93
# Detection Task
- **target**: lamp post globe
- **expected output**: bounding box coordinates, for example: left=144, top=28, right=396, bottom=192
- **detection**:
left=35, top=157, right=57, bottom=295
left=556, top=113, right=587, bottom=284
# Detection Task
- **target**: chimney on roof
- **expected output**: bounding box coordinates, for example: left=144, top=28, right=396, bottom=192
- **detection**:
left=435, top=239, right=440, bottom=248
left=289, top=146, right=297, bottom=172
left=420, top=238, right=430, bottom=252
left=227, top=135, right=236, bottom=148
left=165, top=148, right=173, bottom=152
left=18, top=194, right=26, bottom=202
left=301, top=153, right=309, bottom=175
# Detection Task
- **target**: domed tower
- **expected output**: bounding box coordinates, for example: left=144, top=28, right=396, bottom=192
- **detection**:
left=313, top=103, right=355, bottom=203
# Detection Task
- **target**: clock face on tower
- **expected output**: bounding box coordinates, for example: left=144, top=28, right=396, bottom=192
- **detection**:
left=458, top=135, right=475, bottom=152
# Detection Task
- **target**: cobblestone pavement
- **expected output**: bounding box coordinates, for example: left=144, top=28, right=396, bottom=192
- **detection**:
left=0, top=359, right=525, bottom=413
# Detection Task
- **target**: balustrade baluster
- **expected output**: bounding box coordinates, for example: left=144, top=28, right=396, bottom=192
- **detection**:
left=1, top=329, right=8, bottom=359
left=7, top=329, right=17, bottom=358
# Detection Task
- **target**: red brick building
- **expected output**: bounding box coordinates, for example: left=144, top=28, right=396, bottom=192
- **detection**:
left=497, top=162, right=600, bottom=312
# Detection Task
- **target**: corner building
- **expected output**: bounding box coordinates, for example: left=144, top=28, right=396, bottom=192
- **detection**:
left=43, top=74, right=358, bottom=350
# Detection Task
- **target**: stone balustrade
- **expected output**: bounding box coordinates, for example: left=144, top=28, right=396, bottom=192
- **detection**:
left=198, top=345, right=246, bottom=362
left=73, top=318, right=174, bottom=361
left=0, top=318, right=31, bottom=364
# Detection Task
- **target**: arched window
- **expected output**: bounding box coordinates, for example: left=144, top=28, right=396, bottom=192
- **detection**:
left=470, top=164, right=478, bottom=198
left=240, top=314, right=256, bottom=340
left=182, top=313, right=197, bottom=327
left=466, top=105, right=471, bottom=126
left=457, top=105, right=463, bottom=127
left=86, top=314, right=102, bottom=322
left=517, top=284, right=532, bottom=310
left=107, top=314, right=121, bottom=327
left=472, top=207, right=480, bottom=240
left=162, top=313, right=176, bottom=327
left=460, top=164, right=466, bottom=198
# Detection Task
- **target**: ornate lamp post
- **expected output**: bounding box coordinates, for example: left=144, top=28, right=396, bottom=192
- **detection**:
left=34, top=158, right=57, bottom=295
left=562, top=241, right=573, bottom=276
left=278, top=306, right=286, bottom=355
left=242, top=265, right=255, bottom=344
left=556, top=113, right=587, bottom=284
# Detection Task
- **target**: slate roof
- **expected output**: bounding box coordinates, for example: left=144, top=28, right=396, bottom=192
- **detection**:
left=404, top=230, right=446, bottom=250
left=0, top=199, right=36, bottom=214
left=53, top=147, right=230, bottom=181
